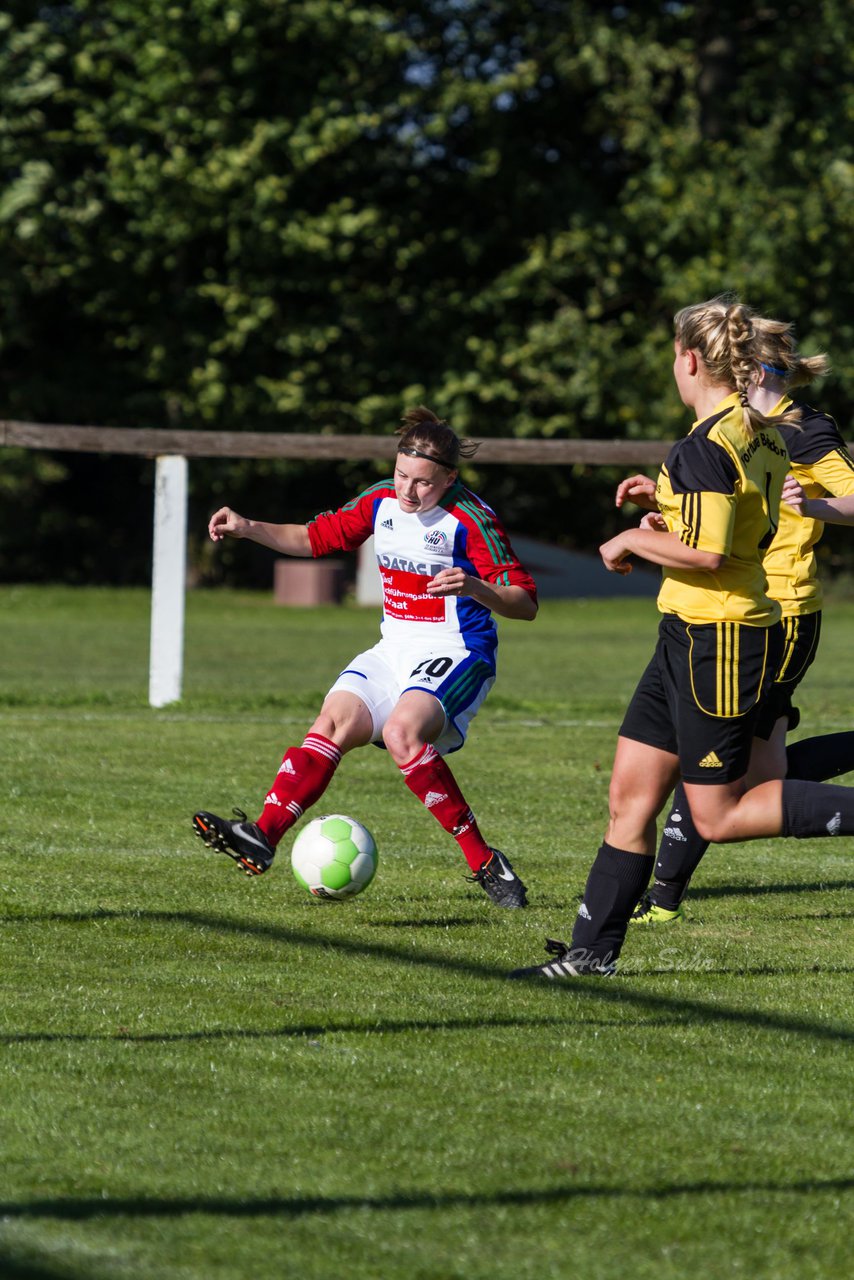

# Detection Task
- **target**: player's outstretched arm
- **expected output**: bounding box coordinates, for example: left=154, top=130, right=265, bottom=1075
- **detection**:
left=208, top=507, right=313, bottom=555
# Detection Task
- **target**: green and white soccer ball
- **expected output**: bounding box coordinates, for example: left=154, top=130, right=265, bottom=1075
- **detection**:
left=290, top=814, right=378, bottom=899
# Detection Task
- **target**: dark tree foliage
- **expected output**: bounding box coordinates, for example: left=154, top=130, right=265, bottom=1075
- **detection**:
left=0, top=1, right=850, bottom=583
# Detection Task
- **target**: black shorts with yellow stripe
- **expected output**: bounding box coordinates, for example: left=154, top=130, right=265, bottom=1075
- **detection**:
left=619, top=615, right=784, bottom=784
left=753, top=611, right=821, bottom=740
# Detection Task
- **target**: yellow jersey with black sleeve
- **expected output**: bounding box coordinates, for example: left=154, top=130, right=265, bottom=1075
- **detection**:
left=763, top=396, right=854, bottom=616
left=655, top=392, right=788, bottom=625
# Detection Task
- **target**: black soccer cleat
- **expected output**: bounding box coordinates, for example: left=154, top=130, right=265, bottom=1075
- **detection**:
left=192, top=808, right=276, bottom=876
left=469, top=848, right=528, bottom=908
left=508, top=937, right=616, bottom=979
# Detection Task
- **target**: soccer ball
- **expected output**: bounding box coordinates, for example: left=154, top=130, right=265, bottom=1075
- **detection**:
left=290, top=814, right=378, bottom=899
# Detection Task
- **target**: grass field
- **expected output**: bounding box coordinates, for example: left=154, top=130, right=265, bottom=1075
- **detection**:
left=1, top=585, right=853, bottom=1280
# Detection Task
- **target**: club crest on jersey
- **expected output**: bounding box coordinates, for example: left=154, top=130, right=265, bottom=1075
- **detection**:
left=423, top=529, right=448, bottom=550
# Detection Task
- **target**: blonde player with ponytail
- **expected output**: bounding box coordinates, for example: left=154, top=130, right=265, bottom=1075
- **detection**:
left=633, top=318, right=854, bottom=923
left=512, top=296, right=854, bottom=979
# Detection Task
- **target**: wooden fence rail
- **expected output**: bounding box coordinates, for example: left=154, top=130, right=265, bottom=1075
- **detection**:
left=13, top=417, right=845, bottom=707
left=0, top=420, right=671, bottom=466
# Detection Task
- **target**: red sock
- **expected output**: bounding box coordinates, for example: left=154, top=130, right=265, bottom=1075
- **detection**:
left=257, top=734, right=342, bottom=847
left=399, top=744, right=491, bottom=871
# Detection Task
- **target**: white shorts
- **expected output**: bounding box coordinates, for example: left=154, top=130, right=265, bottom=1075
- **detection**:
left=327, top=638, right=495, bottom=756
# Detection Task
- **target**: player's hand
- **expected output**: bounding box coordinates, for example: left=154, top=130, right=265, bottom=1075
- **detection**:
left=615, top=474, right=658, bottom=511
left=208, top=507, right=250, bottom=542
left=639, top=511, right=667, bottom=532
left=599, top=533, right=633, bottom=575
left=426, top=568, right=470, bottom=597
left=781, top=474, right=807, bottom=515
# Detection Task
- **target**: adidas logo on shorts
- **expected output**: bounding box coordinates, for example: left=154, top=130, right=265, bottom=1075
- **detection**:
left=699, top=750, right=723, bottom=768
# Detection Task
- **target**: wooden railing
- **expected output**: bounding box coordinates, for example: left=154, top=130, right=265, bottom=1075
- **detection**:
left=0, top=420, right=671, bottom=466
left=19, top=417, right=846, bottom=707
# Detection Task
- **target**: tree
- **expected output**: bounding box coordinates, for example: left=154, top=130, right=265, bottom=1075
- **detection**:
left=0, top=1, right=851, bottom=581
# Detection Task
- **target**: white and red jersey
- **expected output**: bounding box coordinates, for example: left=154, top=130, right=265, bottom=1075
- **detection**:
left=306, top=479, right=537, bottom=665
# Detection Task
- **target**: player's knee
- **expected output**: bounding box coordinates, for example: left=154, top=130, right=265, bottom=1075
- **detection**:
left=609, top=779, right=652, bottom=829
left=608, top=802, right=658, bottom=849
left=381, top=717, right=420, bottom=764
left=691, top=811, right=726, bottom=843
left=310, top=710, right=338, bottom=740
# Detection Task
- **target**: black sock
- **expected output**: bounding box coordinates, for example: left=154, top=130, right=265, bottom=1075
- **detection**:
left=571, top=843, right=654, bottom=967
left=786, top=732, right=854, bottom=782
left=651, top=735, right=854, bottom=908
left=649, top=782, right=709, bottom=911
left=781, top=779, right=854, bottom=837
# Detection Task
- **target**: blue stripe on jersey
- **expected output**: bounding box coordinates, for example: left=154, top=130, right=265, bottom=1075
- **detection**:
left=439, top=656, right=494, bottom=718
left=451, top=524, right=499, bottom=661
left=427, top=653, right=492, bottom=716
left=370, top=494, right=387, bottom=529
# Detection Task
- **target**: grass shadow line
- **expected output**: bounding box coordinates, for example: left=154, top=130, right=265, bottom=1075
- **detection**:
left=0, top=1014, right=687, bottom=1047
left=3, top=907, right=853, bottom=1045
left=0, top=1176, right=852, bottom=1222
left=0, top=1253, right=78, bottom=1280
left=688, top=880, right=854, bottom=902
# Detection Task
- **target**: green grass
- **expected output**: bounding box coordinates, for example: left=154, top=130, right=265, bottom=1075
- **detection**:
left=1, top=586, right=852, bottom=1280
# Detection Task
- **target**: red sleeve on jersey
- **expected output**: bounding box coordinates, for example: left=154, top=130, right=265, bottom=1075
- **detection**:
left=453, top=493, right=538, bottom=599
left=306, top=482, right=395, bottom=557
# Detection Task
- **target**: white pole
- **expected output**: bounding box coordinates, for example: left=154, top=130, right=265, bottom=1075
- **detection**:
left=149, top=455, right=188, bottom=707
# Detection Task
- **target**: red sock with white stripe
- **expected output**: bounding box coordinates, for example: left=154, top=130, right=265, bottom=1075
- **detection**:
left=257, top=734, right=342, bottom=847
left=399, top=743, right=492, bottom=871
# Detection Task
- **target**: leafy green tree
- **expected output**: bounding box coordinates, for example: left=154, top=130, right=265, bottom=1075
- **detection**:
left=0, top=1, right=850, bottom=582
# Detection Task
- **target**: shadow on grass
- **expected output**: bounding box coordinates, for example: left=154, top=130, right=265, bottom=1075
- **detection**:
left=3, top=908, right=854, bottom=1045
left=0, top=1255, right=76, bottom=1280
left=1, top=1177, right=852, bottom=1223
left=0, top=1013, right=688, bottom=1046
left=621, top=964, right=854, bottom=979
left=367, top=916, right=481, bottom=929
left=688, top=879, right=854, bottom=902
left=770, top=912, right=854, bottom=923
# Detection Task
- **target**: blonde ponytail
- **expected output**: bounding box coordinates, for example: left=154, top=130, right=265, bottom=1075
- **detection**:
left=674, top=295, right=802, bottom=435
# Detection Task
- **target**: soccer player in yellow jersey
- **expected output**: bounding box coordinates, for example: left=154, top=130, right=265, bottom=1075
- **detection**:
left=511, top=296, right=854, bottom=979
left=631, top=318, right=854, bottom=923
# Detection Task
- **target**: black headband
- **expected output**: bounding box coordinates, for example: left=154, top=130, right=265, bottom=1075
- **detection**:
left=397, top=445, right=456, bottom=469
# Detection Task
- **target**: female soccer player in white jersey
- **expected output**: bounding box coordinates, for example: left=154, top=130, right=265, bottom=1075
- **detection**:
left=193, top=406, right=538, bottom=908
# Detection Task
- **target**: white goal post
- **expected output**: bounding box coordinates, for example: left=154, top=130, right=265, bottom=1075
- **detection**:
left=149, top=456, right=188, bottom=708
